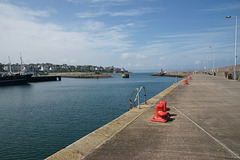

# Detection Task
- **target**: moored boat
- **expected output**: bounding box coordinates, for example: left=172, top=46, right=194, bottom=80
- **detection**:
left=0, top=72, right=33, bottom=86
left=122, top=73, right=129, bottom=78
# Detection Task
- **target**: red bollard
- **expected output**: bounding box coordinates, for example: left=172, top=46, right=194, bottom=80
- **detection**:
left=184, top=80, right=188, bottom=85
left=160, top=101, right=170, bottom=111
left=151, top=103, right=170, bottom=123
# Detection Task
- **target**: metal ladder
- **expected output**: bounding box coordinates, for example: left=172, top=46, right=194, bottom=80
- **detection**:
left=173, top=77, right=178, bottom=84
left=129, top=86, right=147, bottom=110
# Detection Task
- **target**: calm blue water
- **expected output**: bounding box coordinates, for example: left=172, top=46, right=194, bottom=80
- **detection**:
left=0, top=73, right=177, bottom=160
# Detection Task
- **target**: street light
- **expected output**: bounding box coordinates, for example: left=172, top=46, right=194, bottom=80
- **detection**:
left=209, top=46, right=215, bottom=75
left=225, top=16, right=238, bottom=80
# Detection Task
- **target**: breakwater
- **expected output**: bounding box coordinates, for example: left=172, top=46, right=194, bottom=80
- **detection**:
left=152, top=64, right=240, bottom=80
left=151, top=71, right=189, bottom=77
left=211, top=64, right=240, bottom=79
left=51, top=72, right=113, bottom=78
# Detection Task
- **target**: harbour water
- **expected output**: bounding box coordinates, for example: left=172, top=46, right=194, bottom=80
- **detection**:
left=0, top=73, right=178, bottom=160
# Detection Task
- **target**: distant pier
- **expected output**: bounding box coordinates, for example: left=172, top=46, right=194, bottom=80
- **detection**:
left=151, top=71, right=190, bottom=78
left=50, top=72, right=113, bottom=79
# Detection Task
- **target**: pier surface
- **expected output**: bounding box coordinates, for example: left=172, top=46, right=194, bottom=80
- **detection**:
left=46, top=74, right=240, bottom=160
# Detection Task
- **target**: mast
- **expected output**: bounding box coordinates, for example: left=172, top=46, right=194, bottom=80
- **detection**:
left=20, top=52, right=23, bottom=72
left=8, top=56, right=12, bottom=73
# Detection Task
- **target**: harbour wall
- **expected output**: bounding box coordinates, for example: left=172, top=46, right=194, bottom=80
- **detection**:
left=213, top=64, right=240, bottom=79
left=153, top=64, right=240, bottom=80
left=195, top=64, right=240, bottom=80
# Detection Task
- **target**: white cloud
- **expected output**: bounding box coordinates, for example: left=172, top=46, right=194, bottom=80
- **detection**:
left=158, top=63, right=166, bottom=67
left=68, top=0, right=130, bottom=6
left=0, top=3, right=50, bottom=20
left=201, top=3, right=240, bottom=12
left=136, top=54, right=146, bottom=59
left=133, top=63, right=142, bottom=67
left=126, top=63, right=142, bottom=68
left=76, top=12, right=98, bottom=18
left=125, top=27, right=235, bottom=71
left=159, top=57, right=166, bottom=60
left=0, top=3, right=131, bottom=65
left=126, top=63, right=132, bottom=67
left=83, top=20, right=105, bottom=31
left=194, top=60, right=201, bottom=65
left=91, top=0, right=129, bottom=3
left=76, top=7, right=162, bottom=18
left=110, top=8, right=154, bottom=17
left=121, top=53, right=129, bottom=59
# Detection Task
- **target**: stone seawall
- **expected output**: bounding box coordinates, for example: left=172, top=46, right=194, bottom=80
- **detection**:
left=214, top=64, right=240, bottom=79
left=153, top=64, right=240, bottom=80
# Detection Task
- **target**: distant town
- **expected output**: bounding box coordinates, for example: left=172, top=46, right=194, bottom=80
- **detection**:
left=0, top=63, right=128, bottom=74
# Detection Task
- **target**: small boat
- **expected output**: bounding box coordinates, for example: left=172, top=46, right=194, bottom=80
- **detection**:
left=0, top=54, right=33, bottom=86
left=0, top=73, right=33, bottom=86
left=122, top=73, right=129, bottom=78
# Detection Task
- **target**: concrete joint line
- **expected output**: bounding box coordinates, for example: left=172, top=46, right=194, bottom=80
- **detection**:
left=173, top=106, right=240, bottom=159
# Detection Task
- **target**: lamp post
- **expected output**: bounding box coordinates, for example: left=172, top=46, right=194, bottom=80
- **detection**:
left=209, top=46, right=215, bottom=75
left=225, top=16, right=238, bottom=80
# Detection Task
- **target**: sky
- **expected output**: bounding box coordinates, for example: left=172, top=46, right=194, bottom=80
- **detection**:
left=0, top=0, right=240, bottom=72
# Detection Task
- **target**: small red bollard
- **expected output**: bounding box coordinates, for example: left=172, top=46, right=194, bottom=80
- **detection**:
left=160, top=101, right=170, bottom=111
left=189, top=76, right=192, bottom=80
left=151, top=102, right=170, bottom=123
left=184, top=79, right=188, bottom=85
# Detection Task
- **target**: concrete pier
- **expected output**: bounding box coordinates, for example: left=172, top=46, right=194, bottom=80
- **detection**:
left=46, top=74, right=240, bottom=160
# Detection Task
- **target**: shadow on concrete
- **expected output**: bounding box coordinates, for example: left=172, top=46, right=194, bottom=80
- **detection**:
left=168, top=118, right=175, bottom=122
left=168, top=113, right=177, bottom=122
